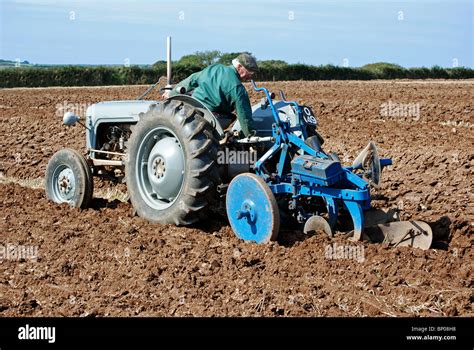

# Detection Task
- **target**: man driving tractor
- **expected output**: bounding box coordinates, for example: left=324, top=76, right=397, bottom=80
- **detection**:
left=163, top=53, right=258, bottom=137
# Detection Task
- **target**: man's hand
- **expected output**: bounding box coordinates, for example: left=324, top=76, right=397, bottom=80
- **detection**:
left=161, top=90, right=170, bottom=99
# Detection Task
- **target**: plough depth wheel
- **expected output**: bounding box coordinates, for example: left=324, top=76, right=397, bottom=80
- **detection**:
left=226, top=173, right=280, bottom=243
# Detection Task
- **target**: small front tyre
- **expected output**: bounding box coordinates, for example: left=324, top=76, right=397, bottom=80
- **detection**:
left=45, top=148, right=93, bottom=208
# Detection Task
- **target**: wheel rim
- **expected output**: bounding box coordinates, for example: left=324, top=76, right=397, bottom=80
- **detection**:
left=51, top=165, right=76, bottom=203
left=136, top=126, right=185, bottom=210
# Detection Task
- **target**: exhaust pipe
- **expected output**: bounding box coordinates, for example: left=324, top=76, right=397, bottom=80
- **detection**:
left=166, top=36, right=186, bottom=94
left=166, top=36, right=172, bottom=89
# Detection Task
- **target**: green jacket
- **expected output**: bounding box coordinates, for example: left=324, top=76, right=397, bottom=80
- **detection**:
left=169, top=64, right=255, bottom=136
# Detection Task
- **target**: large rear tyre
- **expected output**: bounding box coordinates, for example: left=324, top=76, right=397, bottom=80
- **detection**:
left=45, top=148, right=93, bottom=208
left=125, top=100, right=220, bottom=225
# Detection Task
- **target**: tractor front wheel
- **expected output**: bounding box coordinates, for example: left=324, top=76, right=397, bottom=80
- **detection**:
left=45, top=148, right=93, bottom=208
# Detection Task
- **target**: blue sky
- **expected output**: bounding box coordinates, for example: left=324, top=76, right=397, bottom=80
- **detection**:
left=1, top=0, right=472, bottom=67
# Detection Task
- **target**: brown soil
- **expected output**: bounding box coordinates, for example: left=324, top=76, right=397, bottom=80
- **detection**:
left=0, top=81, right=472, bottom=316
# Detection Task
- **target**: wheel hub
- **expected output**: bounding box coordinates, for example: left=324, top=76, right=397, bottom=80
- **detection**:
left=57, top=168, right=75, bottom=197
left=144, top=135, right=185, bottom=203
left=152, top=157, right=166, bottom=179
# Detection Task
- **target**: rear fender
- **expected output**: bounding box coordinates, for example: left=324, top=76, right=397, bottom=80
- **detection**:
left=169, top=95, right=224, bottom=139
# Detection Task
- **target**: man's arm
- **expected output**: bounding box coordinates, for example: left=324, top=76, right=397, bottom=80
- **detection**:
left=168, top=71, right=202, bottom=97
left=232, top=85, right=255, bottom=137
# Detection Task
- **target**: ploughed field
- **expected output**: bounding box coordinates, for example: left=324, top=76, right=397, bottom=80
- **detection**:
left=0, top=80, right=472, bottom=316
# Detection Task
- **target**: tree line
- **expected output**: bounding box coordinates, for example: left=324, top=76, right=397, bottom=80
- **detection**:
left=1, top=51, right=472, bottom=88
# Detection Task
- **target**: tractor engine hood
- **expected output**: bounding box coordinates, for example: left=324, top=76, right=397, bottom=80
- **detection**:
left=85, top=100, right=159, bottom=149
left=86, top=100, right=158, bottom=126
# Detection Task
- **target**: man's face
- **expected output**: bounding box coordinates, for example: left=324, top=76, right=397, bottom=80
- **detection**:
left=237, top=64, right=255, bottom=81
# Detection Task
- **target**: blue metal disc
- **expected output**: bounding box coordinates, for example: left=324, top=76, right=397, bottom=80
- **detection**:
left=226, top=173, right=280, bottom=243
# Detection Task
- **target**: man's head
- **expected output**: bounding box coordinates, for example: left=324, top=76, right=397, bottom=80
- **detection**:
left=232, top=53, right=258, bottom=81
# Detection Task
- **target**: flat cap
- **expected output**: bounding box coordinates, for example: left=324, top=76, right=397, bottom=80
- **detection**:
left=236, top=53, right=259, bottom=72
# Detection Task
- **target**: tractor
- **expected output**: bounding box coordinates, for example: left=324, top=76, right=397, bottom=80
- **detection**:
left=45, top=38, right=433, bottom=249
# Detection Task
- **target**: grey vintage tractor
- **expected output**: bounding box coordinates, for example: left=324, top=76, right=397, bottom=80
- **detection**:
left=45, top=39, right=433, bottom=249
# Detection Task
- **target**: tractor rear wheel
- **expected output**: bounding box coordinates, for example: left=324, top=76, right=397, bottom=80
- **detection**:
left=125, top=100, right=220, bottom=225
